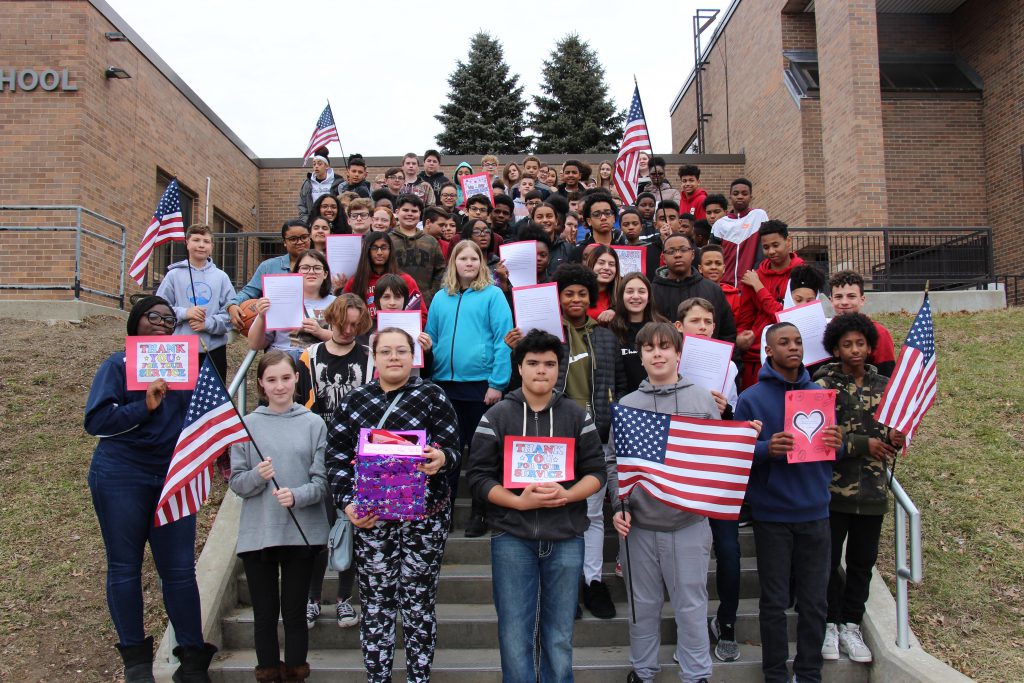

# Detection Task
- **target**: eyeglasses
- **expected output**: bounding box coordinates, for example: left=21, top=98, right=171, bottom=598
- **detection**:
left=284, top=234, right=310, bottom=244
left=471, top=228, right=492, bottom=236
left=298, top=265, right=325, bottom=273
left=467, top=206, right=489, bottom=215
left=370, top=244, right=390, bottom=252
left=349, top=212, right=369, bottom=219
left=145, top=311, right=177, bottom=327
left=387, top=175, right=403, bottom=181
left=440, top=193, right=457, bottom=199
left=375, top=347, right=412, bottom=358
left=650, top=170, right=665, bottom=177
left=589, top=210, right=615, bottom=218
left=526, top=200, right=542, bottom=207
left=663, top=247, right=694, bottom=256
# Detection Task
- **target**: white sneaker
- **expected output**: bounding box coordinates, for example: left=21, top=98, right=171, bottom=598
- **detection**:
left=305, top=599, right=320, bottom=630
left=821, top=622, right=839, bottom=660
left=336, top=599, right=359, bottom=628
left=839, top=622, right=872, bottom=663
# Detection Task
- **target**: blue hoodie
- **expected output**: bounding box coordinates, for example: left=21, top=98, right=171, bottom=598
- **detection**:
left=733, top=360, right=844, bottom=523
left=155, top=258, right=236, bottom=351
left=426, top=284, right=513, bottom=390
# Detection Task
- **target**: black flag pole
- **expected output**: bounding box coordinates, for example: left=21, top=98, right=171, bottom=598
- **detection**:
left=327, top=99, right=348, bottom=169
left=623, top=497, right=637, bottom=625
left=195, top=336, right=311, bottom=546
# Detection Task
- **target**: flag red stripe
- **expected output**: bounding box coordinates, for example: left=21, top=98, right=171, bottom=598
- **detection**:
left=626, top=482, right=743, bottom=520
left=619, top=465, right=749, bottom=491
left=875, top=348, right=921, bottom=425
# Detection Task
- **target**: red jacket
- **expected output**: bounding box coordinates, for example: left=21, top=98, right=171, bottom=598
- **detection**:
left=680, top=188, right=707, bottom=221
left=736, top=253, right=805, bottom=362
left=720, top=281, right=741, bottom=323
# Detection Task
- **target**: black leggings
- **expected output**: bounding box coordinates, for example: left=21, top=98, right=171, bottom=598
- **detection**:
left=240, top=546, right=320, bottom=668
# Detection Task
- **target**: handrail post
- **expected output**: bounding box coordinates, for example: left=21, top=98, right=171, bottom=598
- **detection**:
left=74, top=207, right=83, bottom=301
left=119, top=222, right=127, bottom=309
left=889, top=474, right=922, bottom=650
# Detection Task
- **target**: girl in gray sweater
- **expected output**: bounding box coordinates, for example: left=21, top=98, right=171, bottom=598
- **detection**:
left=229, top=351, right=329, bottom=683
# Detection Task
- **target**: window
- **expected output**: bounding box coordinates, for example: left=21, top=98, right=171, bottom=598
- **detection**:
left=149, top=172, right=195, bottom=286
left=211, top=209, right=241, bottom=283
left=783, top=51, right=981, bottom=98
left=682, top=131, right=699, bottom=155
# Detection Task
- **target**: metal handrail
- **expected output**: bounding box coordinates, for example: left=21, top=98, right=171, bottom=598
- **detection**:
left=226, top=348, right=258, bottom=412
left=889, top=474, right=923, bottom=649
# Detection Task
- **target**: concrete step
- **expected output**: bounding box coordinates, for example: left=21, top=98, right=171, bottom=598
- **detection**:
left=221, top=598, right=794, bottom=650
left=238, top=558, right=762, bottom=606
left=208, top=645, right=870, bottom=682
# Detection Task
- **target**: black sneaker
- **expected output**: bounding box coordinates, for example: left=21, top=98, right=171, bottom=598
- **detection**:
left=464, top=513, right=487, bottom=538
left=626, top=672, right=646, bottom=683
left=582, top=579, right=616, bottom=619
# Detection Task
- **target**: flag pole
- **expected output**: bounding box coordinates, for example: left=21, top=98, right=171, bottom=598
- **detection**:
left=632, top=83, right=663, bottom=209
left=195, top=337, right=311, bottom=546
left=622, top=497, right=637, bottom=625
left=327, top=99, right=348, bottom=169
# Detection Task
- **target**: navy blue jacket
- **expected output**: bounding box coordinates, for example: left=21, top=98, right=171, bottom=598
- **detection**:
left=733, top=360, right=844, bottom=523
left=84, top=352, right=192, bottom=475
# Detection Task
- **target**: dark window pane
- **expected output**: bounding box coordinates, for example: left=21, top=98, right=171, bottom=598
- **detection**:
left=880, top=63, right=933, bottom=89
left=919, top=63, right=975, bottom=90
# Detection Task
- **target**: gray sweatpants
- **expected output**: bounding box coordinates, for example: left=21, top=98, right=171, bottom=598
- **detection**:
left=621, top=520, right=713, bottom=683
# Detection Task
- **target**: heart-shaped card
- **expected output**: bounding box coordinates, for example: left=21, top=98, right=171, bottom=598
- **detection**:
left=784, top=389, right=837, bottom=463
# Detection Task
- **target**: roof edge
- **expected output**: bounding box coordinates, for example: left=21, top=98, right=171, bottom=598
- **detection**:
left=256, top=154, right=747, bottom=169
left=88, top=0, right=259, bottom=162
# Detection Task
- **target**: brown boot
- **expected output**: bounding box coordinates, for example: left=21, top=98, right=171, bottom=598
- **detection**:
left=254, top=662, right=282, bottom=682
left=280, top=662, right=310, bottom=683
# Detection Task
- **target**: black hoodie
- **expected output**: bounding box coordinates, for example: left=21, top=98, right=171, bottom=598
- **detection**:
left=651, top=266, right=737, bottom=344
left=466, top=389, right=607, bottom=541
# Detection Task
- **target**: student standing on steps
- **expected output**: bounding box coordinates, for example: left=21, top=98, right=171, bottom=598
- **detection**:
left=733, top=322, right=845, bottom=683
left=325, top=328, right=461, bottom=683
left=816, top=313, right=905, bottom=666
left=608, top=323, right=762, bottom=683
left=466, top=330, right=606, bottom=683
left=229, top=351, right=330, bottom=683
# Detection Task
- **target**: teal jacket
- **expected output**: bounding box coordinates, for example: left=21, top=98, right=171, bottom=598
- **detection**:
left=426, top=284, right=513, bottom=390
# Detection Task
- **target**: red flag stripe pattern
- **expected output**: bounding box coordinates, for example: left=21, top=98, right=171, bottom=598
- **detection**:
left=613, top=85, right=652, bottom=206
left=154, top=357, right=250, bottom=526
left=875, top=293, right=937, bottom=445
left=612, top=404, right=757, bottom=520
left=128, top=179, right=185, bottom=285
left=302, top=104, right=340, bottom=160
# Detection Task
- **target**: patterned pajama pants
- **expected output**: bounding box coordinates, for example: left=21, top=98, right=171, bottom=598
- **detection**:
left=355, top=506, right=451, bottom=683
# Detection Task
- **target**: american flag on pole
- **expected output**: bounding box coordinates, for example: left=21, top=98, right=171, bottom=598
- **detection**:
left=613, top=85, right=652, bottom=206
left=611, top=404, right=757, bottom=520
left=154, top=358, right=249, bottom=526
left=874, top=294, right=937, bottom=446
left=302, top=104, right=340, bottom=160
left=128, top=179, right=185, bottom=285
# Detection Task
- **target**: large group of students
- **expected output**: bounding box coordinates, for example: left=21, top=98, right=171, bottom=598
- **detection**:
left=85, top=148, right=905, bottom=683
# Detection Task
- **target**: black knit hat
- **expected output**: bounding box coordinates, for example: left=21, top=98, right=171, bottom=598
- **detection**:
left=127, top=295, right=172, bottom=335
left=313, top=146, right=330, bottom=162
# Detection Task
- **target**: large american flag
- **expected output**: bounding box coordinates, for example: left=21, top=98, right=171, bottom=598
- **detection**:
left=613, top=86, right=652, bottom=206
left=154, top=357, right=249, bottom=526
left=611, top=404, right=757, bottom=520
left=302, top=104, right=340, bottom=160
left=875, top=294, right=937, bottom=446
left=128, top=179, right=185, bottom=285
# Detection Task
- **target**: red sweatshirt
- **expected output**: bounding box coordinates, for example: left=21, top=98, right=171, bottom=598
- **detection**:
left=680, top=188, right=708, bottom=221
left=720, top=281, right=741, bottom=323
left=736, top=253, right=806, bottom=362
left=710, top=208, right=769, bottom=288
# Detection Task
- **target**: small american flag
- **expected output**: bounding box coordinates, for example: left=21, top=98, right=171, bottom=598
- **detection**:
left=128, top=179, right=185, bottom=285
left=612, top=404, right=757, bottom=520
left=154, top=358, right=249, bottom=526
left=875, top=294, right=937, bottom=446
left=302, top=104, right=340, bottom=160
left=613, top=86, right=652, bottom=206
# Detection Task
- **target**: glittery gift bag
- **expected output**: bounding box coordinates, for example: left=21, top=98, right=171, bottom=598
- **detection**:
left=353, top=428, right=428, bottom=521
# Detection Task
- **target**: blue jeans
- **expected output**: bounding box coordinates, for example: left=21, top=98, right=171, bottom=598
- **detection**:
left=88, top=454, right=204, bottom=648
left=708, top=518, right=740, bottom=625
left=491, top=532, right=584, bottom=683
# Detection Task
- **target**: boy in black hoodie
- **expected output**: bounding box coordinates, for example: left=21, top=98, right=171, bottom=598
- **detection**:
left=652, top=233, right=737, bottom=344
left=467, top=330, right=606, bottom=683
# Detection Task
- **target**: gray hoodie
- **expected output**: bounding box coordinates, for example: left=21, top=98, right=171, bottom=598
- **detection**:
left=154, top=258, right=236, bottom=351
left=229, top=404, right=329, bottom=553
left=607, top=376, right=720, bottom=532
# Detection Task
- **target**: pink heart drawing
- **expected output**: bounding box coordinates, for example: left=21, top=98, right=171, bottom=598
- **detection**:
left=793, top=410, right=825, bottom=442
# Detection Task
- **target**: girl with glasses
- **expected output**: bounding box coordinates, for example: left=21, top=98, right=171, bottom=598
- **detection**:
left=247, top=250, right=336, bottom=351
left=342, top=231, right=426, bottom=324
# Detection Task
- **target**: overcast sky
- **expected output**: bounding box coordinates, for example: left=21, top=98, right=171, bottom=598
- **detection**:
left=106, top=0, right=729, bottom=158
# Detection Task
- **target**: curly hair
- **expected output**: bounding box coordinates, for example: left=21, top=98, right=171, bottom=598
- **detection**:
left=822, top=312, right=879, bottom=355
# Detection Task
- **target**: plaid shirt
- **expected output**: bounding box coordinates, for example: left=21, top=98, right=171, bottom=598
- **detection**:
left=326, top=376, right=460, bottom=514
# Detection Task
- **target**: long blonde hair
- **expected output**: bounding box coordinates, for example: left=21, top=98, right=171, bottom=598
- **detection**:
left=442, top=240, right=493, bottom=295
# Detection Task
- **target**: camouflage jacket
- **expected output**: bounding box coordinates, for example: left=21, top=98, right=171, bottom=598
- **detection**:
left=814, top=362, right=893, bottom=516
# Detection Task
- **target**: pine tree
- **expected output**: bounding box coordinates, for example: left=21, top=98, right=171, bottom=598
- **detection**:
left=435, top=32, right=532, bottom=155
left=531, top=34, right=625, bottom=154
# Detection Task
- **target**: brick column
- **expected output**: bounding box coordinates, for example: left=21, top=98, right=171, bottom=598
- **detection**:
left=815, top=0, right=889, bottom=227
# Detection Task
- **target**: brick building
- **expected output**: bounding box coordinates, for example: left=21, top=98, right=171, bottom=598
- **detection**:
left=669, top=0, right=1022, bottom=295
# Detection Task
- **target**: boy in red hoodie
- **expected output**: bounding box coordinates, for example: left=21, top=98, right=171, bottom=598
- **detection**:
left=677, top=165, right=707, bottom=221
left=710, top=178, right=769, bottom=289
left=736, top=220, right=805, bottom=389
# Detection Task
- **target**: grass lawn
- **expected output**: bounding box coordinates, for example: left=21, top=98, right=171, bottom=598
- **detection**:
left=0, top=309, right=1020, bottom=681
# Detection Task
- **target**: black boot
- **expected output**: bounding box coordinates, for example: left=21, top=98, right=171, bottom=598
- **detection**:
left=464, top=500, right=488, bottom=538
left=116, top=636, right=156, bottom=683
left=172, top=643, right=218, bottom=683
